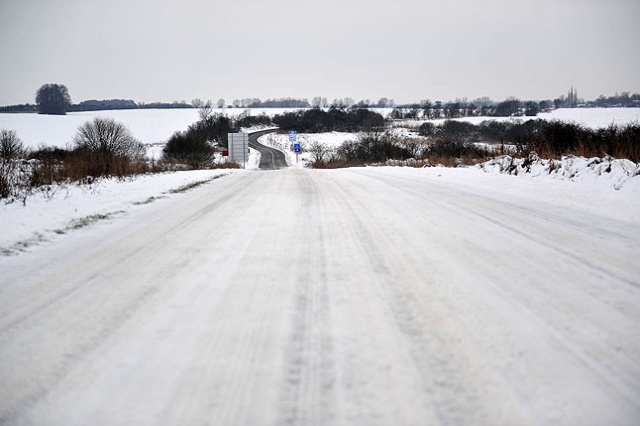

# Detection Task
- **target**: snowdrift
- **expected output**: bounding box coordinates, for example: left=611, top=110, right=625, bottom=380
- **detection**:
left=477, top=154, right=640, bottom=192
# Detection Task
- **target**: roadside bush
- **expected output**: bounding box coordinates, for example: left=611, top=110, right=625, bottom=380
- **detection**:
left=418, top=122, right=436, bottom=137
left=618, top=122, right=640, bottom=163
left=586, top=122, right=640, bottom=163
left=439, top=120, right=479, bottom=142
left=307, top=141, right=330, bottom=164
left=162, top=131, right=216, bottom=169
left=234, top=110, right=273, bottom=129
left=188, top=112, right=234, bottom=146
left=0, top=129, right=26, bottom=199
left=336, top=131, right=411, bottom=163
left=537, top=121, right=586, bottom=157
left=27, top=146, right=71, bottom=186
left=417, top=119, right=639, bottom=162
left=73, top=117, right=146, bottom=177
left=424, top=138, right=491, bottom=166
left=477, top=120, right=511, bottom=142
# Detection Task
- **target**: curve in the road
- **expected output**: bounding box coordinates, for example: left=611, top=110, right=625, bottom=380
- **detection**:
left=248, top=129, right=288, bottom=170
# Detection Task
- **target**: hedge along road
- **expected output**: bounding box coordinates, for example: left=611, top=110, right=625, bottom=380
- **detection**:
left=248, top=129, right=288, bottom=170
left=0, top=167, right=638, bottom=425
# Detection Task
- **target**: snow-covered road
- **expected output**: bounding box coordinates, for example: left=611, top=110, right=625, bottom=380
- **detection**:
left=1, top=167, right=639, bottom=425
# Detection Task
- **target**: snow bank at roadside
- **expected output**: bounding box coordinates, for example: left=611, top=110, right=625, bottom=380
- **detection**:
left=0, top=169, right=241, bottom=255
left=2, top=152, right=638, bottom=257
left=257, top=129, right=640, bottom=193
left=477, top=154, right=640, bottom=192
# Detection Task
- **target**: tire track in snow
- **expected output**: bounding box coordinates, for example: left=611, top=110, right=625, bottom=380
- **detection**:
left=276, top=171, right=336, bottom=426
left=320, top=171, right=502, bottom=425
left=349, top=168, right=639, bottom=288
left=334, top=168, right=640, bottom=423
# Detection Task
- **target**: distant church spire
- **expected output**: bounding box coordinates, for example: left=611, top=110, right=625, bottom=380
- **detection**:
left=568, top=86, right=578, bottom=107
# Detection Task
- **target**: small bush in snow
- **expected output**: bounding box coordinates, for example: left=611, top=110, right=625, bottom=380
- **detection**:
left=0, top=129, right=26, bottom=199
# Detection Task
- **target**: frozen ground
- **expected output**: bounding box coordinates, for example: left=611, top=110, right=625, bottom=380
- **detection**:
left=1, top=163, right=639, bottom=425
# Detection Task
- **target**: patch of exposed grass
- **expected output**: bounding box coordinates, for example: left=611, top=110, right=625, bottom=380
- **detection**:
left=49, top=211, right=123, bottom=238
left=168, top=174, right=228, bottom=194
left=0, top=232, right=48, bottom=256
left=66, top=212, right=123, bottom=231
left=132, top=195, right=168, bottom=205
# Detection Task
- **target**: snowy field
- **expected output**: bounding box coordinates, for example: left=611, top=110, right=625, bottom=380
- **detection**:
left=1, top=107, right=638, bottom=152
left=0, top=108, right=292, bottom=151
left=537, top=107, right=640, bottom=128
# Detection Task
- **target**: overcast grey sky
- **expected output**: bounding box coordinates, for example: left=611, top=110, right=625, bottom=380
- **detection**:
left=1, top=0, right=639, bottom=105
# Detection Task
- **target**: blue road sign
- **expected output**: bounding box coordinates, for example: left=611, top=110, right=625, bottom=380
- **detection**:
left=289, top=130, right=297, bottom=142
left=293, top=143, right=301, bottom=153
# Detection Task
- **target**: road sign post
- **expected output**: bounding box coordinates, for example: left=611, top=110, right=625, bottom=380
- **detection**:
left=228, top=132, right=249, bottom=168
left=289, top=131, right=299, bottom=164
left=293, top=142, right=301, bottom=164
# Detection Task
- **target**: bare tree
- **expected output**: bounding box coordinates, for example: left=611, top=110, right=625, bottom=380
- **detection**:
left=198, top=101, right=213, bottom=121
left=0, top=129, right=25, bottom=199
left=74, top=117, right=145, bottom=160
left=217, top=98, right=226, bottom=108
left=307, top=141, right=329, bottom=164
left=0, top=129, right=24, bottom=160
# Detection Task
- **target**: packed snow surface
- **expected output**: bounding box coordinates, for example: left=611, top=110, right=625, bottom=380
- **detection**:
left=1, top=164, right=639, bottom=425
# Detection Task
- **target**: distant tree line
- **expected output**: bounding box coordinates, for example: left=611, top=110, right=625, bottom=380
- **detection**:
left=388, top=98, right=552, bottom=120
left=1, top=83, right=639, bottom=114
left=244, top=98, right=310, bottom=108
left=68, top=99, right=137, bottom=111
left=231, top=97, right=396, bottom=108
left=0, top=104, right=37, bottom=113
left=273, top=107, right=385, bottom=133
left=587, top=92, right=640, bottom=108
